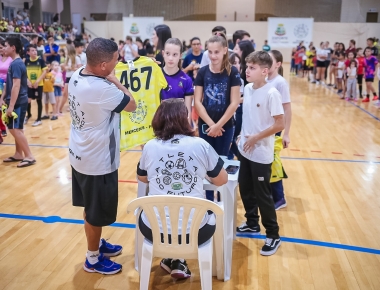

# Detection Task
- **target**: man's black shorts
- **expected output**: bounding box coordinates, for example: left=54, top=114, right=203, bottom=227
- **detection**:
left=28, top=86, right=43, bottom=100
left=72, top=166, right=118, bottom=227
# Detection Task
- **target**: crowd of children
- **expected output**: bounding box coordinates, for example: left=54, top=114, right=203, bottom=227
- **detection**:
left=291, top=38, right=380, bottom=104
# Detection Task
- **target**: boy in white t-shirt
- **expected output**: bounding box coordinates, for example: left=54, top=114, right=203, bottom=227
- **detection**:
left=237, top=51, right=284, bottom=256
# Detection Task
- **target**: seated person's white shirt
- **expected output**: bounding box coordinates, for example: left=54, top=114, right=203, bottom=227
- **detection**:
left=138, top=135, right=223, bottom=234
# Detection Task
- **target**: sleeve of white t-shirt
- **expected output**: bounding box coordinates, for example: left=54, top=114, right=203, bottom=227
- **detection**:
left=268, top=88, right=285, bottom=117
left=137, top=142, right=149, bottom=176
left=98, top=81, right=130, bottom=113
left=377, top=66, right=380, bottom=79
left=75, top=55, right=82, bottom=67
left=201, top=139, right=224, bottom=178
left=277, top=80, right=291, bottom=104
left=200, top=51, right=210, bottom=68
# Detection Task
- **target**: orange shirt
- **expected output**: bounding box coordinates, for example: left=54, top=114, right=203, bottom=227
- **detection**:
left=43, top=72, right=55, bottom=92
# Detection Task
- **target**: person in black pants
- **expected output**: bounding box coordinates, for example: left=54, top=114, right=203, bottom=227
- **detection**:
left=236, top=51, right=284, bottom=256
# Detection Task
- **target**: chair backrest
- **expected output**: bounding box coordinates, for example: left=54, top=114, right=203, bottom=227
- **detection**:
left=127, top=195, right=223, bottom=259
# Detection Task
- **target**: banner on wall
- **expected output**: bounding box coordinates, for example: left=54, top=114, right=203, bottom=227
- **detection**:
left=123, top=17, right=164, bottom=41
left=267, top=18, right=314, bottom=48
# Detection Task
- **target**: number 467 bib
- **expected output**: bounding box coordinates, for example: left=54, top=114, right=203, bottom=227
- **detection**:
left=115, top=57, right=168, bottom=150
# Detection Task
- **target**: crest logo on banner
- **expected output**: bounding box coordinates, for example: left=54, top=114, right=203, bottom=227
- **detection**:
left=268, top=18, right=314, bottom=48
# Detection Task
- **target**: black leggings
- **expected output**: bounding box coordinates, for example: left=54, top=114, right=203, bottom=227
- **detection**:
left=138, top=212, right=216, bottom=245
left=357, top=74, right=364, bottom=97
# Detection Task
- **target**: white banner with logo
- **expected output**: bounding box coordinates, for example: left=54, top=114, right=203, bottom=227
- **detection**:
left=123, top=17, right=164, bottom=42
left=268, top=18, right=314, bottom=48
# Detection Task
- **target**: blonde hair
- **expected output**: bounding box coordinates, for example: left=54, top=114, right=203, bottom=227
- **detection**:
left=207, top=33, right=231, bottom=75
left=65, top=45, right=76, bottom=71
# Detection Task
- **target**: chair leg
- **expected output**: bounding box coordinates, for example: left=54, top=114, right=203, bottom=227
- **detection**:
left=198, top=238, right=213, bottom=290
left=140, top=240, right=153, bottom=290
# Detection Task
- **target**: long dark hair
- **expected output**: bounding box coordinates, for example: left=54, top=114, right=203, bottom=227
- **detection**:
left=238, top=40, right=255, bottom=82
left=269, top=50, right=284, bottom=77
left=152, top=99, right=195, bottom=141
left=154, top=24, right=172, bottom=53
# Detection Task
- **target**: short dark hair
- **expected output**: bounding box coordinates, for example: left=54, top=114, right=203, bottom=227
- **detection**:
left=212, top=26, right=226, bottom=34
left=86, top=37, right=118, bottom=66
left=37, top=36, right=43, bottom=42
left=190, top=37, right=200, bottom=44
left=66, top=39, right=73, bottom=45
left=232, top=30, right=250, bottom=45
left=126, top=36, right=132, bottom=42
left=245, top=51, right=273, bottom=68
left=74, top=41, right=83, bottom=48
left=5, top=37, right=23, bottom=54
left=47, top=35, right=54, bottom=40
left=31, top=34, right=38, bottom=40
left=367, top=37, right=375, bottom=43
left=152, top=98, right=195, bottom=141
left=27, top=44, right=37, bottom=51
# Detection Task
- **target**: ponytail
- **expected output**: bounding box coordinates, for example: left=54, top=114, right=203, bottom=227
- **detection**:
left=208, top=33, right=231, bottom=75
left=164, top=38, right=183, bottom=69
left=269, top=49, right=284, bottom=77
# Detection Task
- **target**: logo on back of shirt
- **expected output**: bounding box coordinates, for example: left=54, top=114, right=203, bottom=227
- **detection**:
left=171, top=138, right=180, bottom=144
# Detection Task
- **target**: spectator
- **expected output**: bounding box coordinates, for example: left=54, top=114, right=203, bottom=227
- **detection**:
left=263, top=40, right=271, bottom=52
left=44, top=35, right=60, bottom=63
left=120, top=36, right=138, bottom=61
left=182, top=37, right=203, bottom=81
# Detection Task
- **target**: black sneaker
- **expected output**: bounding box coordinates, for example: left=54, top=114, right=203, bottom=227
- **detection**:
left=160, top=258, right=172, bottom=274
left=170, top=260, right=191, bottom=279
left=260, top=238, right=281, bottom=256
left=41, top=115, right=50, bottom=120
left=51, top=116, right=58, bottom=120
left=236, top=222, right=260, bottom=234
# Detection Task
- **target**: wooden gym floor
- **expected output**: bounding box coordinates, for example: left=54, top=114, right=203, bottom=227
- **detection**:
left=1, top=66, right=380, bottom=290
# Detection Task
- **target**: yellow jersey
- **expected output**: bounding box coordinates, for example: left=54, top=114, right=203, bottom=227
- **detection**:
left=25, top=56, right=47, bottom=86
left=115, top=57, right=168, bottom=150
left=43, top=72, right=55, bottom=92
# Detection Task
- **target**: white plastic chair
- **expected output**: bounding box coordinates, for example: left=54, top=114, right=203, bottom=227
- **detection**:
left=127, top=195, right=224, bottom=290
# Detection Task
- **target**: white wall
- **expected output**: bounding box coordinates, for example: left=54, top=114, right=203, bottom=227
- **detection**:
left=41, top=0, right=57, bottom=13
left=341, top=0, right=380, bottom=22
left=70, top=0, right=132, bottom=21
left=2, top=0, right=32, bottom=9
left=85, top=20, right=380, bottom=62
left=216, top=0, right=256, bottom=21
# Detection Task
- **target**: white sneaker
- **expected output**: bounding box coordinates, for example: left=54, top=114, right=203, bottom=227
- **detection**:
left=321, top=81, right=326, bottom=86
left=32, top=120, right=42, bottom=127
left=316, top=81, right=320, bottom=85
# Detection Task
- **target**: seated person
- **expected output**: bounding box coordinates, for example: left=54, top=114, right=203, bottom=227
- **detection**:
left=137, top=98, right=228, bottom=280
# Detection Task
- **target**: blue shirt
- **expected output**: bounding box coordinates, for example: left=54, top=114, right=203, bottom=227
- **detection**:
left=44, top=43, right=60, bottom=63
left=194, top=65, right=241, bottom=129
left=5, top=58, right=28, bottom=105
left=182, top=52, right=203, bottom=81
left=161, top=69, right=193, bottom=100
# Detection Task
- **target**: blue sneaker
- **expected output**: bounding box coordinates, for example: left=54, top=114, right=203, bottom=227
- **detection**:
left=274, top=198, right=287, bottom=210
left=99, top=238, right=123, bottom=257
left=83, top=253, right=122, bottom=275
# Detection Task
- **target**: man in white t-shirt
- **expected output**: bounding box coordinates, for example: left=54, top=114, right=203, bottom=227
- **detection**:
left=121, top=36, right=138, bottom=61
left=69, top=38, right=136, bottom=275
left=237, top=51, right=284, bottom=256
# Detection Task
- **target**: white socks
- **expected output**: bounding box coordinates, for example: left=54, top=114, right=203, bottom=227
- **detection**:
left=87, top=250, right=100, bottom=265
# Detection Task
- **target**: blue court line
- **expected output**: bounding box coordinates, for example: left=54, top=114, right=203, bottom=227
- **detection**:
left=1, top=213, right=379, bottom=255
left=324, top=84, right=380, bottom=122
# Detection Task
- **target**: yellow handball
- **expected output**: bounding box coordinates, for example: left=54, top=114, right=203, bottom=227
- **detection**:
left=1, top=104, right=18, bottom=124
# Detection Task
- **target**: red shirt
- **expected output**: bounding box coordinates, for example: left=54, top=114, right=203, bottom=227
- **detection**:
left=295, top=51, right=304, bottom=65
left=356, top=56, right=366, bottom=75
